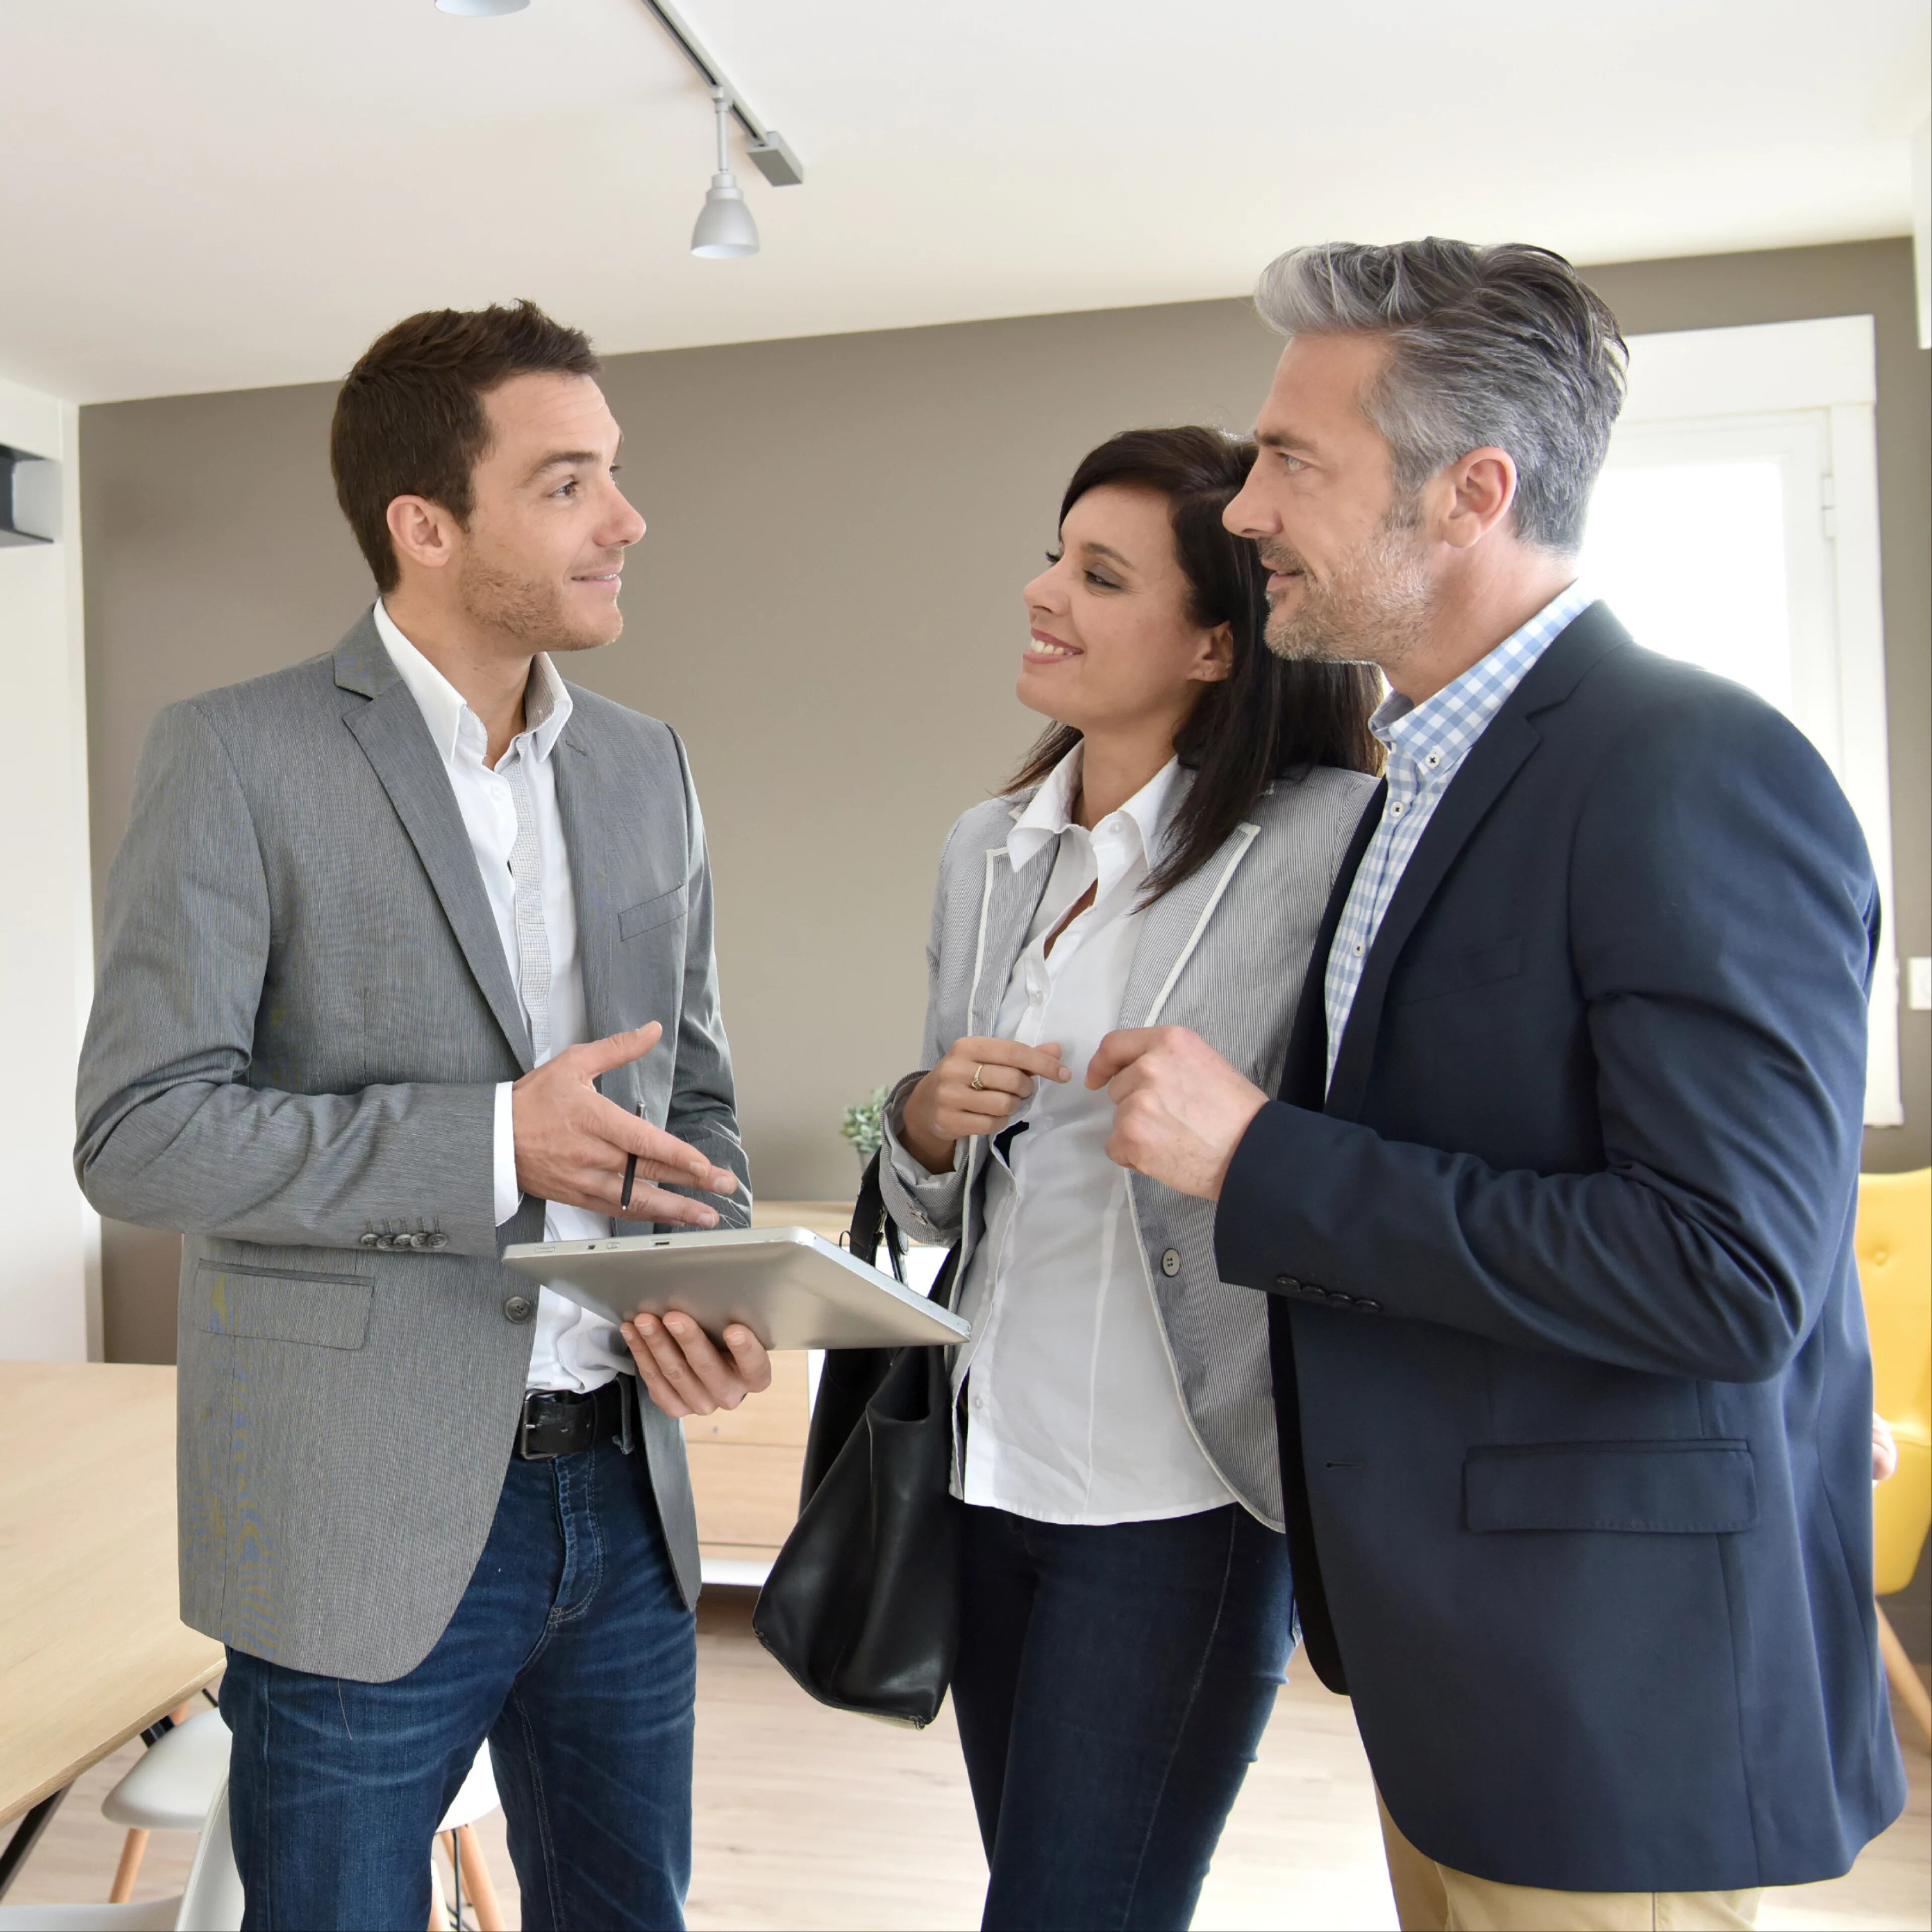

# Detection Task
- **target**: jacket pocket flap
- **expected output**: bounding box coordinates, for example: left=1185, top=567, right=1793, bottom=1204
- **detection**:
left=619, top=883, right=689, bottom=941
left=1463, top=1439, right=1757, bottom=1534
left=1393, top=937, right=1522, bottom=1006
left=197, top=1261, right=374, bottom=1351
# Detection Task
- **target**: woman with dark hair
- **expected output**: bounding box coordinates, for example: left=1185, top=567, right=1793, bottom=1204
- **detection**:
left=879, top=426, right=1382, bottom=1930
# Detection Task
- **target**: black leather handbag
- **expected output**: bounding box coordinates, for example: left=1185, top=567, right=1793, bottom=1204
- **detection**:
left=751, top=1149, right=962, bottom=1727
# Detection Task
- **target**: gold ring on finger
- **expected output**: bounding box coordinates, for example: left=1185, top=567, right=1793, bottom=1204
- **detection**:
left=971, top=1064, right=985, bottom=1090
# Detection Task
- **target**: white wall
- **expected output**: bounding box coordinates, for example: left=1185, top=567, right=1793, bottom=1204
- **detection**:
left=0, top=373, right=98, bottom=1360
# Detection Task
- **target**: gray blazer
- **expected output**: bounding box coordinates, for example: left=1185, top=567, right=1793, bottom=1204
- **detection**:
left=880, top=765, right=1376, bottom=1527
left=75, top=611, right=750, bottom=1683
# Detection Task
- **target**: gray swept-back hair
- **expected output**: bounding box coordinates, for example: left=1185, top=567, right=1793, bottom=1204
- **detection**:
left=1255, top=239, right=1627, bottom=553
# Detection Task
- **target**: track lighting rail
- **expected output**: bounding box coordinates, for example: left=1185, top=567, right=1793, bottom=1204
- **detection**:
left=635, top=0, right=803, bottom=186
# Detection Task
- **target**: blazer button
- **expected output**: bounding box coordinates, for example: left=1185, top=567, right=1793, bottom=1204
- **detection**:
left=1357, top=1299, right=1383, bottom=1313
left=426, top=1233, right=450, bottom=1251
left=503, top=1295, right=534, bottom=1324
left=358, top=1232, right=381, bottom=1248
left=1275, top=1274, right=1300, bottom=1292
left=1160, top=1249, right=1181, bottom=1278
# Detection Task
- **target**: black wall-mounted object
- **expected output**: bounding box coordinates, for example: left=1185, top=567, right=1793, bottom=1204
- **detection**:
left=0, top=444, right=58, bottom=546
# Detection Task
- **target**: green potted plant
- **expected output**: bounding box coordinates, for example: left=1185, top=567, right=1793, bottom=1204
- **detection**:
left=840, top=1085, right=890, bottom=1165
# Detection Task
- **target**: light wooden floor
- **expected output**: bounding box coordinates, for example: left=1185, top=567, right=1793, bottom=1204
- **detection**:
left=12, top=1592, right=1928, bottom=1930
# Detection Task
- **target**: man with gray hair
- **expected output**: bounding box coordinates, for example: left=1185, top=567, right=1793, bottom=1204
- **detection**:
left=1087, top=239, right=1903, bottom=1928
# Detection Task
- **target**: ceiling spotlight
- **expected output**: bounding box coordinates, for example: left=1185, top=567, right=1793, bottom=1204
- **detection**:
left=435, top=0, right=528, bottom=14
left=691, top=88, right=759, bottom=259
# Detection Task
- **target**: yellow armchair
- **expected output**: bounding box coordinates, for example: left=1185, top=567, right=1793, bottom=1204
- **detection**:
left=1857, top=1167, right=1931, bottom=1745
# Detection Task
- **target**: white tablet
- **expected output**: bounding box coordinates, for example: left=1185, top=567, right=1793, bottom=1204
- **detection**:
left=501, top=1226, right=969, bottom=1352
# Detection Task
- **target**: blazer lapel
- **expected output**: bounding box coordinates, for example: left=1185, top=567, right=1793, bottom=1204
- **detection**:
left=335, top=621, right=536, bottom=1072
left=965, top=822, right=1056, bottom=1037
left=551, top=731, right=613, bottom=1040
left=1118, top=818, right=1262, bottom=1029
left=1323, top=604, right=1633, bottom=1118
left=1324, top=720, right=1538, bottom=1119
left=1278, top=783, right=1383, bottom=1110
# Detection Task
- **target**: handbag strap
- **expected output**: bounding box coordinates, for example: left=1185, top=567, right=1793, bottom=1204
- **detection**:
left=849, top=1147, right=963, bottom=1308
left=850, top=1149, right=908, bottom=1283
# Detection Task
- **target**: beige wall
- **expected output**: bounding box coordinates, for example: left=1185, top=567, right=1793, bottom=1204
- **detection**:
left=79, top=238, right=1930, bottom=1372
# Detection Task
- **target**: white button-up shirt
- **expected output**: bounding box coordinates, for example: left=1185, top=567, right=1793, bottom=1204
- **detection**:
left=374, top=602, right=626, bottom=1393
left=1323, top=582, right=1594, bottom=1088
left=923, top=747, right=1235, bottom=1525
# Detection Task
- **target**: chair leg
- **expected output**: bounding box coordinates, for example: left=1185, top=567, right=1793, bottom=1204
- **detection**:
left=108, top=1828, right=149, bottom=1904
left=456, top=1824, right=505, bottom=1932
left=428, top=1852, right=447, bottom=1932
left=1877, top=1600, right=1932, bottom=1748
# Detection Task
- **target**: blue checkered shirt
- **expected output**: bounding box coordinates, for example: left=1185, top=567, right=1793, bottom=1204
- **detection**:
left=1323, top=583, right=1596, bottom=1090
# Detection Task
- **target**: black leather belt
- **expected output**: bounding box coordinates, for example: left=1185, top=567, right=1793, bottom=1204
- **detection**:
left=514, top=1378, right=633, bottom=1461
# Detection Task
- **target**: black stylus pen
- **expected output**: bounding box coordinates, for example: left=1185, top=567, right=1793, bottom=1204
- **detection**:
left=621, top=1103, right=643, bottom=1214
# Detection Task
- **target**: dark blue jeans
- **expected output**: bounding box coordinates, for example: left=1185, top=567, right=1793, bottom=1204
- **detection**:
left=952, top=1501, right=1295, bottom=1932
left=221, top=1431, right=695, bottom=1932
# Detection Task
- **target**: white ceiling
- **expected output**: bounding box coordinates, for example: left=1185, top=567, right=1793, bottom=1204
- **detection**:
left=3, top=0, right=1926, bottom=403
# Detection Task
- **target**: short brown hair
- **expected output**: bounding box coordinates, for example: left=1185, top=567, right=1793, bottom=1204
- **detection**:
left=330, top=300, right=600, bottom=592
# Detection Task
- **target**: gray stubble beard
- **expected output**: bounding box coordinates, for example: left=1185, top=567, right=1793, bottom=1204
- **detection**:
left=1261, top=498, right=1435, bottom=679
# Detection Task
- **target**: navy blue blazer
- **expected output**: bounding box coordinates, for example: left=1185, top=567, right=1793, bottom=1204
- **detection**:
left=1214, top=601, right=1906, bottom=1892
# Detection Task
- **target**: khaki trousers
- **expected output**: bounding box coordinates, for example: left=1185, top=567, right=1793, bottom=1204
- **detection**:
left=1377, top=1794, right=1764, bottom=1931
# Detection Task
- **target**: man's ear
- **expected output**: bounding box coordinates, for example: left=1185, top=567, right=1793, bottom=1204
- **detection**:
left=1192, top=621, right=1236, bottom=683
left=385, top=494, right=461, bottom=575
left=1437, top=448, right=1518, bottom=551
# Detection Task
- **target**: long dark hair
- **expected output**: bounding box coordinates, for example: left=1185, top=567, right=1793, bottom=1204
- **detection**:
left=1007, top=426, right=1383, bottom=900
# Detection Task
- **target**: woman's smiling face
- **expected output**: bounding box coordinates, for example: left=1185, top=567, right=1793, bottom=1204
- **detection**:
left=1017, top=483, right=1232, bottom=740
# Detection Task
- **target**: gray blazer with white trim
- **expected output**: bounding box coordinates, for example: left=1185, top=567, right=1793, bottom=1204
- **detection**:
left=880, top=763, right=1376, bottom=1526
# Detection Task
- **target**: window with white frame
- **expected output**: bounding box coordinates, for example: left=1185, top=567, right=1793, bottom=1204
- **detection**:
left=1579, top=315, right=1901, bottom=1128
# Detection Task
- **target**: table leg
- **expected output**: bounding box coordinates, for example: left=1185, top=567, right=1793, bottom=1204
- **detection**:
left=0, top=1785, right=70, bottom=1900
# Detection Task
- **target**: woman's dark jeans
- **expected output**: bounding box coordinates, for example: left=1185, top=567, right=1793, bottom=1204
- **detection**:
left=951, top=1499, right=1296, bottom=1932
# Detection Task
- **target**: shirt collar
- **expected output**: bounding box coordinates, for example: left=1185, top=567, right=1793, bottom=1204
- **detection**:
left=1007, top=743, right=1184, bottom=873
left=373, top=600, right=573, bottom=769
left=1372, top=580, right=1594, bottom=778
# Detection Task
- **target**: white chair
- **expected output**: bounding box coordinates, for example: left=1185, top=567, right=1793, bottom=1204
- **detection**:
left=98, top=1712, right=505, bottom=1930
left=0, top=1780, right=242, bottom=1932
left=429, top=1752, right=508, bottom=1932
left=103, top=1712, right=230, bottom=1902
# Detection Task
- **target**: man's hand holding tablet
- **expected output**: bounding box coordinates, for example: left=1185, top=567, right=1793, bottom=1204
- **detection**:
left=511, top=1019, right=770, bottom=1412
left=622, top=1310, right=772, bottom=1417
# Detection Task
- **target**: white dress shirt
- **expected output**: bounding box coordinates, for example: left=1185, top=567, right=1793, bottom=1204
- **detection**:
left=374, top=601, right=628, bottom=1394
left=1323, top=581, right=1594, bottom=1088
left=905, top=747, right=1235, bottom=1526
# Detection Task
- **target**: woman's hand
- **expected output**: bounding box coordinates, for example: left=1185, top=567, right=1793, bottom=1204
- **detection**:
left=897, top=1036, right=1070, bottom=1174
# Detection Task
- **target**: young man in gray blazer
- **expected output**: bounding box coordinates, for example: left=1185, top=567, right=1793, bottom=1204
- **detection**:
left=75, top=301, right=768, bottom=1930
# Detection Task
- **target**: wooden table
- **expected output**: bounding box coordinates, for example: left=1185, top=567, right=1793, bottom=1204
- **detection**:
left=0, top=1362, right=224, bottom=1894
